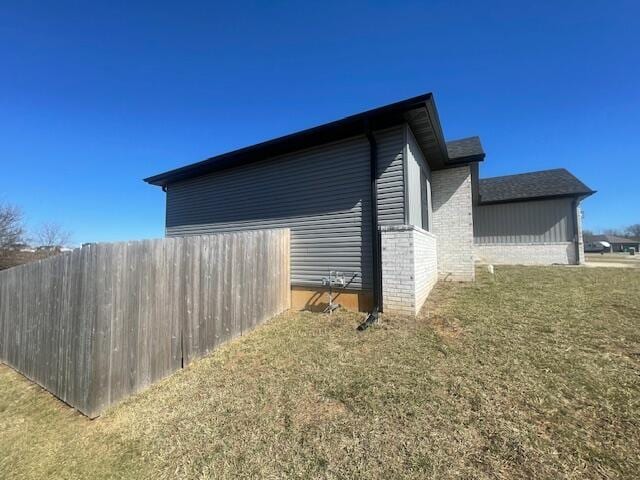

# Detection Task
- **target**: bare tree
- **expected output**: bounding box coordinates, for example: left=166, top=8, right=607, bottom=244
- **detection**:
left=603, top=228, right=623, bottom=237
left=0, top=202, right=25, bottom=249
left=625, top=224, right=640, bottom=240
left=0, top=203, right=28, bottom=270
left=35, top=222, right=72, bottom=247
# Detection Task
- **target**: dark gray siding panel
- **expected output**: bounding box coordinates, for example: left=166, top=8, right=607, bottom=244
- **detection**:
left=474, top=198, right=575, bottom=244
left=166, top=135, right=374, bottom=290
left=166, top=127, right=407, bottom=290
left=375, top=126, right=405, bottom=226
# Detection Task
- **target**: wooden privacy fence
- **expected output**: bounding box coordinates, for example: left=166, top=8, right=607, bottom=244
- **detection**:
left=0, top=229, right=290, bottom=417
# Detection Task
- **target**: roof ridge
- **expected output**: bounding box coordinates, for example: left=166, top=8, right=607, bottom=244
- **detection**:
left=480, top=168, right=568, bottom=182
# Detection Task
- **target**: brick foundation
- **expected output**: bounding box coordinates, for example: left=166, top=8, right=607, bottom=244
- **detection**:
left=474, top=243, right=577, bottom=265
left=381, top=225, right=438, bottom=315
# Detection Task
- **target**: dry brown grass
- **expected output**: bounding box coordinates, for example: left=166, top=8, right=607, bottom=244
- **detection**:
left=585, top=252, right=640, bottom=268
left=1, top=266, right=639, bottom=479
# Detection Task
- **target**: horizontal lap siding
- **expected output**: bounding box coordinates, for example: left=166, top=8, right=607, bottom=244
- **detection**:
left=376, top=126, right=406, bottom=226
left=166, top=136, right=372, bottom=289
left=474, top=198, right=575, bottom=244
left=166, top=127, right=406, bottom=291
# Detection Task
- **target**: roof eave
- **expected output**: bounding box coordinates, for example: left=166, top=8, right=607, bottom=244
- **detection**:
left=442, top=153, right=486, bottom=168
left=421, top=97, right=450, bottom=169
left=479, top=190, right=596, bottom=206
left=144, top=92, right=450, bottom=187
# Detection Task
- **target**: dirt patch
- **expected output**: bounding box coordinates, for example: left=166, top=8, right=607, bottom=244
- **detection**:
left=291, top=389, right=349, bottom=427
left=425, top=314, right=464, bottom=340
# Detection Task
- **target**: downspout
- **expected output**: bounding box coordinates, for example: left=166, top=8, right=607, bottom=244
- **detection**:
left=571, top=198, right=581, bottom=265
left=358, top=126, right=382, bottom=330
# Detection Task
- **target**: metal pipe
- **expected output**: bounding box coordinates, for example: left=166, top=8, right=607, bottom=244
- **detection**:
left=359, top=125, right=382, bottom=330
left=571, top=198, right=581, bottom=265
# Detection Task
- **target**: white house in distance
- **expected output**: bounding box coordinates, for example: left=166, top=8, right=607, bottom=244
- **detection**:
left=145, top=93, right=595, bottom=316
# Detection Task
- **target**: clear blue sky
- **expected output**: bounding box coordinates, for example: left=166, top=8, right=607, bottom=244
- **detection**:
left=1, top=1, right=638, bottom=244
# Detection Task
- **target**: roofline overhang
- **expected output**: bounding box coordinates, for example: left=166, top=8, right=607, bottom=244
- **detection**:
left=440, top=153, right=486, bottom=167
left=144, top=92, right=451, bottom=187
left=478, top=190, right=597, bottom=206
left=421, top=95, right=450, bottom=169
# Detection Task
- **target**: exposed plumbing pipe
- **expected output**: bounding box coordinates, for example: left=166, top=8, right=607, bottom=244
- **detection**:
left=358, top=125, right=382, bottom=331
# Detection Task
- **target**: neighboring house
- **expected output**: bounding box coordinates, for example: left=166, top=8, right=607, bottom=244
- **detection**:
left=584, top=234, right=639, bottom=253
left=474, top=169, right=595, bottom=265
left=36, top=245, right=62, bottom=253
left=6, top=243, right=31, bottom=251
left=145, top=92, right=594, bottom=316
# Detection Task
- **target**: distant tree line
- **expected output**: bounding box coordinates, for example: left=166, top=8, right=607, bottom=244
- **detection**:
left=582, top=224, right=640, bottom=240
left=0, top=201, right=73, bottom=270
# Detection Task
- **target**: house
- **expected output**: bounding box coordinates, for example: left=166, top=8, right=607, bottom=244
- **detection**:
left=36, top=245, right=62, bottom=252
left=4, top=243, right=34, bottom=252
left=145, top=93, right=594, bottom=316
left=584, top=234, right=639, bottom=253
left=474, top=169, right=595, bottom=265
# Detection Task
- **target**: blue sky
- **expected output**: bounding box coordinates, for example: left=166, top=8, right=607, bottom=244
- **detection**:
left=1, top=1, right=638, bottom=244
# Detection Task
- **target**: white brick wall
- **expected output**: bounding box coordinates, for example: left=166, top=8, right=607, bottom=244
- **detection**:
left=474, top=243, right=576, bottom=265
left=381, top=225, right=438, bottom=315
left=413, top=227, right=438, bottom=312
left=431, top=166, right=475, bottom=281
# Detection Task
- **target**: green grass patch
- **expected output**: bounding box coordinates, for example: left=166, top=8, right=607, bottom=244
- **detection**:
left=1, top=266, right=639, bottom=479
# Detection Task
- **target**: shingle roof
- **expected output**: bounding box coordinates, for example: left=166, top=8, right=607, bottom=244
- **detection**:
left=446, top=136, right=485, bottom=161
left=479, top=168, right=595, bottom=204
left=585, top=234, right=639, bottom=245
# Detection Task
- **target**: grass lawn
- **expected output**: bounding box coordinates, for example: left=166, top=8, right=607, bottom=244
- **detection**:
left=1, top=266, right=639, bottom=479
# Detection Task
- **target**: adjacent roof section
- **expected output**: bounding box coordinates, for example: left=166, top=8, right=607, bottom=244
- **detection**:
left=585, top=234, right=639, bottom=245
left=145, top=92, right=483, bottom=187
left=446, top=136, right=485, bottom=163
left=479, top=168, right=595, bottom=204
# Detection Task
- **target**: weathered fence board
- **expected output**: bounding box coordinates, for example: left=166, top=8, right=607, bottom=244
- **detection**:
left=0, top=229, right=290, bottom=417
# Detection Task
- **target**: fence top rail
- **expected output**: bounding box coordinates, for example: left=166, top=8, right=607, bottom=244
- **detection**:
left=0, top=228, right=290, bottom=276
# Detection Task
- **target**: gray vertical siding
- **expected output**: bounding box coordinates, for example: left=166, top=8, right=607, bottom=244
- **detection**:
left=165, top=126, right=406, bottom=291
left=406, top=125, right=432, bottom=230
left=474, top=198, right=576, bottom=244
